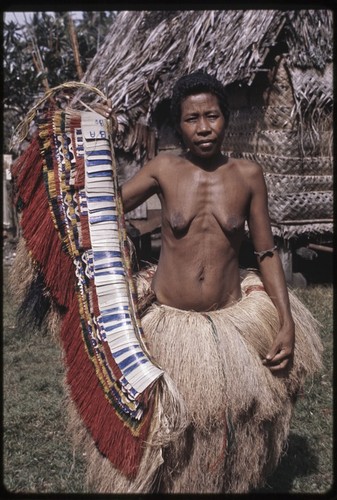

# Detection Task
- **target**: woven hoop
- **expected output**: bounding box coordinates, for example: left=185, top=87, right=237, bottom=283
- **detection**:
left=10, top=81, right=118, bottom=150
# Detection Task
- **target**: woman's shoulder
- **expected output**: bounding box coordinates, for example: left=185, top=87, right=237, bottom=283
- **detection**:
left=226, top=157, right=263, bottom=178
left=147, top=151, right=184, bottom=170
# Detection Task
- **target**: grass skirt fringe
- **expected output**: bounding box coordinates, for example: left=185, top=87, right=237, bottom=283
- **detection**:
left=65, top=370, right=188, bottom=493
left=9, top=237, right=63, bottom=342
left=79, top=268, right=322, bottom=494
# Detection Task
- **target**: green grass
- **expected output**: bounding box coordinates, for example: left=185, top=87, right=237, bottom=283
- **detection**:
left=2, top=265, right=86, bottom=494
left=2, top=266, right=333, bottom=494
left=257, top=285, right=334, bottom=494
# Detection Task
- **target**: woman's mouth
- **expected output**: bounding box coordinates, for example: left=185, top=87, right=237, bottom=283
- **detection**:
left=197, top=141, right=214, bottom=150
left=197, top=140, right=213, bottom=148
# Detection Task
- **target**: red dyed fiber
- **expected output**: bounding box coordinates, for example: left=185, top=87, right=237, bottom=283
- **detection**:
left=61, top=295, right=153, bottom=477
left=79, top=213, right=91, bottom=249
left=11, top=136, right=44, bottom=206
left=13, top=111, right=154, bottom=478
left=21, top=173, right=75, bottom=307
left=74, top=157, right=85, bottom=189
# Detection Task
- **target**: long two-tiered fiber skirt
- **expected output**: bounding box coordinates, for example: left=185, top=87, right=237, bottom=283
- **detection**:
left=78, top=268, right=322, bottom=493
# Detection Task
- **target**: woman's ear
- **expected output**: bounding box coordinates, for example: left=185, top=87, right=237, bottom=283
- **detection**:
left=173, top=125, right=184, bottom=148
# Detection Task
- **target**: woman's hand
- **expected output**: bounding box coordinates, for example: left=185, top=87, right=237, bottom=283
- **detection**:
left=94, top=98, right=114, bottom=119
left=262, top=322, right=295, bottom=373
left=93, top=98, right=118, bottom=136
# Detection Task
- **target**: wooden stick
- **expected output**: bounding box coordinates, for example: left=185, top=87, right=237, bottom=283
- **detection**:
left=308, top=243, right=333, bottom=254
left=65, top=13, right=84, bottom=80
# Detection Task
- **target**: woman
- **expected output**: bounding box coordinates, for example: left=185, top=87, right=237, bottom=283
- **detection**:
left=85, top=71, right=323, bottom=493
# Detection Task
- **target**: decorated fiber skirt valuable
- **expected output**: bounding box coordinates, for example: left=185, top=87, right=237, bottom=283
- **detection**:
left=10, top=87, right=184, bottom=483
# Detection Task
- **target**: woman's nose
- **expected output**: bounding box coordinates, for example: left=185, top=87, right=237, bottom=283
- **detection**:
left=197, top=118, right=211, bottom=134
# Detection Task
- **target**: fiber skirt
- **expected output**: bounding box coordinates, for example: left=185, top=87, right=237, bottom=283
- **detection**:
left=84, top=268, right=322, bottom=494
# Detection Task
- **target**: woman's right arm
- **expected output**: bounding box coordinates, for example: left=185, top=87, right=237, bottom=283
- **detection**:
left=93, top=98, right=161, bottom=214
left=121, top=160, right=160, bottom=213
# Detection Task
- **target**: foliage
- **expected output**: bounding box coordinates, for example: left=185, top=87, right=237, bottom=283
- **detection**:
left=3, top=11, right=116, bottom=154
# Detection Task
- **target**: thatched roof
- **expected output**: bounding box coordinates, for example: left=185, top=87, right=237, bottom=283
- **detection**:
left=73, top=9, right=333, bottom=238
left=75, top=9, right=332, bottom=148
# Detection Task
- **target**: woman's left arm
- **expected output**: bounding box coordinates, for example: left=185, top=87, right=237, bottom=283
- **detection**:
left=247, top=162, right=295, bottom=372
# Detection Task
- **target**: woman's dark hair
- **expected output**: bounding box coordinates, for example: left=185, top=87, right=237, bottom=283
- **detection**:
left=170, top=70, right=230, bottom=128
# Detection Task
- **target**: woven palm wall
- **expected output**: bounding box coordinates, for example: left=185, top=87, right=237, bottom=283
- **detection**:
left=224, top=53, right=333, bottom=240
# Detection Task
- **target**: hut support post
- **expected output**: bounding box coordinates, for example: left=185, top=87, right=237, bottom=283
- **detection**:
left=278, top=240, right=293, bottom=284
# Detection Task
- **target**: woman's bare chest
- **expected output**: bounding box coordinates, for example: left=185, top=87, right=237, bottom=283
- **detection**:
left=161, top=172, right=248, bottom=235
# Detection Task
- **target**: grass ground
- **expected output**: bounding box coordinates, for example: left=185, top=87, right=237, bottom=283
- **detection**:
left=257, top=285, right=333, bottom=495
left=2, top=264, right=333, bottom=495
left=2, top=265, right=86, bottom=494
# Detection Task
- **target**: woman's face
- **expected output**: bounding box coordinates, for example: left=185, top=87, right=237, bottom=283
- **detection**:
left=178, top=92, right=226, bottom=159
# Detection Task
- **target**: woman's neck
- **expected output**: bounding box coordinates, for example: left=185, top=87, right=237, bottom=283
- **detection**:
left=185, top=151, right=228, bottom=171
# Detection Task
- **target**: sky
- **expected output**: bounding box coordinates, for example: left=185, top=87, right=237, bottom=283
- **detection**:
left=4, top=11, right=83, bottom=24
left=4, top=12, right=34, bottom=23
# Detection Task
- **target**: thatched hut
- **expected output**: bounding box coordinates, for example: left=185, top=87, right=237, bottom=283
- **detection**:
left=73, top=9, right=333, bottom=281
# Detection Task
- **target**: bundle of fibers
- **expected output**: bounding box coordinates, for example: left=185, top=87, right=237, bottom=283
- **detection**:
left=142, top=269, right=322, bottom=493
left=83, top=267, right=322, bottom=494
